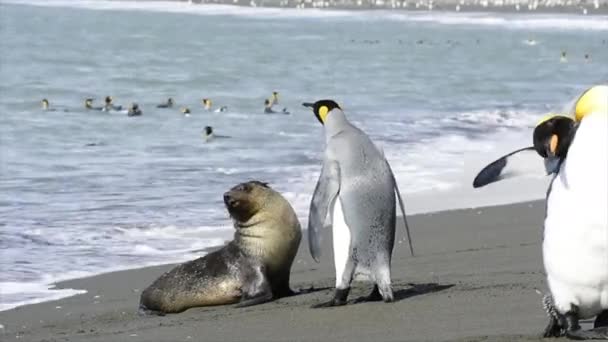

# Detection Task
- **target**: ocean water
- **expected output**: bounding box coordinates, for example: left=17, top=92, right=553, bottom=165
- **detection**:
left=0, top=0, right=606, bottom=311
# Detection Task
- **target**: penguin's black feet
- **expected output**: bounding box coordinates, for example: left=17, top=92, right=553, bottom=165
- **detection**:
left=312, top=288, right=349, bottom=308
left=541, top=294, right=566, bottom=338
left=354, top=285, right=383, bottom=303
left=543, top=316, right=566, bottom=338
left=561, top=305, right=608, bottom=340
left=594, top=310, right=608, bottom=328
left=565, top=327, right=608, bottom=340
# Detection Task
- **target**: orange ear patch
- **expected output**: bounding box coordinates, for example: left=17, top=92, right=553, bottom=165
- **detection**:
left=549, top=134, right=559, bottom=155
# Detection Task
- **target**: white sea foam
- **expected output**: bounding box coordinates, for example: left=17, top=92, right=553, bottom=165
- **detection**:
left=3, top=0, right=607, bottom=31
left=0, top=224, right=231, bottom=312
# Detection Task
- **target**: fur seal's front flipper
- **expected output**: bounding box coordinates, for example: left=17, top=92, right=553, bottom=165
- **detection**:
left=235, top=264, right=273, bottom=308
left=308, top=159, right=340, bottom=262
left=138, top=304, right=166, bottom=317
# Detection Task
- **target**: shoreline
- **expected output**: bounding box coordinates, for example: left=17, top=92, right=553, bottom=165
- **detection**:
left=6, top=0, right=608, bottom=15
left=1, top=198, right=584, bottom=342
left=166, top=0, right=608, bottom=15
left=0, top=196, right=544, bottom=313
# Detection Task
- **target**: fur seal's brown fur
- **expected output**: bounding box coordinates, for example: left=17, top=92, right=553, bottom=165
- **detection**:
left=139, top=181, right=301, bottom=314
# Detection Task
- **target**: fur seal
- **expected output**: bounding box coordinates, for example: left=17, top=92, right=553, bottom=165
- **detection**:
left=139, top=181, right=302, bottom=314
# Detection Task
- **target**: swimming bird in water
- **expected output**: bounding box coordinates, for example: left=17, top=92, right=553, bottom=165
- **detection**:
left=41, top=99, right=68, bottom=112
left=264, top=99, right=289, bottom=115
left=102, top=96, right=123, bottom=112
left=202, top=98, right=212, bottom=111
left=560, top=51, right=568, bottom=63
left=202, top=126, right=230, bottom=142
left=271, top=91, right=280, bottom=106
left=127, top=103, right=142, bottom=117
left=85, top=98, right=103, bottom=111
left=202, top=98, right=228, bottom=113
left=157, top=98, right=174, bottom=108
left=214, top=106, right=228, bottom=113
left=585, top=54, right=591, bottom=62
left=181, top=107, right=191, bottom=116
left=41, top=98, right=53, bottom=111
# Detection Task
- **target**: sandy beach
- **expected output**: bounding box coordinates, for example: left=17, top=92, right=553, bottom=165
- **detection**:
left=3, top=200, right=595, bottom=342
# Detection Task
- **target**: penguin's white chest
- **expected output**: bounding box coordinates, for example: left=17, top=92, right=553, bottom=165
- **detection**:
left=543, top=114, right=608, bottom=317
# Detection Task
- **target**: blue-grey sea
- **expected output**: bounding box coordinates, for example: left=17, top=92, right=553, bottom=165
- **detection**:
left=0, top=0, right=606, bottom=311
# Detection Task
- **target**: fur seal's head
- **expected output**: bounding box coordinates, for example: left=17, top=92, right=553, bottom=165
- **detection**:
left=223, top=180, right=301, bottom=273
left=223, top=181, right=271, bottom=223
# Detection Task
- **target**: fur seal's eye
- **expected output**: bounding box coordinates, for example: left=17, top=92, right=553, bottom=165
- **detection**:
left=235, top=184, right=250, bottom=192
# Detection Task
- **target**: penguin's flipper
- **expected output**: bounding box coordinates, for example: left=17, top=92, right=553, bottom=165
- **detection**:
left=386, top=160, right=415, bottom=257
left=472, top=147, right=539, bottom=188
left=308, top=160, right=340, bottom=262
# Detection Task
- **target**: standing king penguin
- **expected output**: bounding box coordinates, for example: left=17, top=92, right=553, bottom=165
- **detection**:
left=303, top=99, right=414, bottom=308
left=542, top=85, right=608, bottom=339
left=473, top=85, right=608, bottom=339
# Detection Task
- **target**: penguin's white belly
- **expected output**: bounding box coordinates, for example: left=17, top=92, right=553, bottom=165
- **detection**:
left=332, top=197, right=353, bottom=287
left=543, top=113, right=608, bottom=318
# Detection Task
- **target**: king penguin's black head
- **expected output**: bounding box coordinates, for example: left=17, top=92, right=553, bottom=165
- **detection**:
left=533, top=114, right=576, bottom=174
left=302, top=99, right=341, bottom=125
left=533, top=115, right=576, bottom=159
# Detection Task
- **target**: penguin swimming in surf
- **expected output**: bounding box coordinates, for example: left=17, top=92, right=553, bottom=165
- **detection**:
left=473, top=85, right=608, bottom=340
left=102, top=96, right=123, bottom=112
left=127, top=103, right=142, bottom=117
left=41, top=99, right=68, bottom=112
left=271, top=91, right=279, bottom=106
left=265, top=99, right=289, bottom=115
left=303, top=99, right=414, bottom=308
left=157, top=98, right=174, bottom=108
left=203, top=126, right=230, bottom=142
left=85, top=98, right=103, bottom=111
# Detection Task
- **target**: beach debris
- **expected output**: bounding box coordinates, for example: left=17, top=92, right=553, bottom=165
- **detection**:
left=55, top=306, right=62, bottom=309
left=130, top=333, right=138, bottom=337
left=94, top=295, right=101, bottom=299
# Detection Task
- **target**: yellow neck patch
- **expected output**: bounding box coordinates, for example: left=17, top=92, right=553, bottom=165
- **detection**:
left=318, top=105, right=329, bottom=123
left=574, top=85, right=608, bottom=121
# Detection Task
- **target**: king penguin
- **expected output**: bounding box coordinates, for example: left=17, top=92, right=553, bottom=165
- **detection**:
left=542, top=85, right=608, bottom=339
left=303, top=99, right=414, bottom=308
left=473, top=85, right=608, bottom=339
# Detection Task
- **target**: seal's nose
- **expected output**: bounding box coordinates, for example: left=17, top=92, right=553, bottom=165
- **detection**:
left=223, top=192, right=231, bottom=206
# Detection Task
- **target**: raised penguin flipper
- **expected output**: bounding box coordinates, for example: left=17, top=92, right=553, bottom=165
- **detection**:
left=308, top=159, right=340, bottom=262
left=472, top=146, right=539, bottom=188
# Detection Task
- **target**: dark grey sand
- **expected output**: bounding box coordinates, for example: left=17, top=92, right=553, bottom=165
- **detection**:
left=1, top=200, right=591, bottom=342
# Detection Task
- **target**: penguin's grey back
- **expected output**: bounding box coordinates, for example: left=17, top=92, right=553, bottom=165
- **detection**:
left=327, top=122, right=396, bottom=266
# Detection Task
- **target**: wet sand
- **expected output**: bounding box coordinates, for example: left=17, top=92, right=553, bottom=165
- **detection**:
left=1, top=200, right=589, bottom=342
